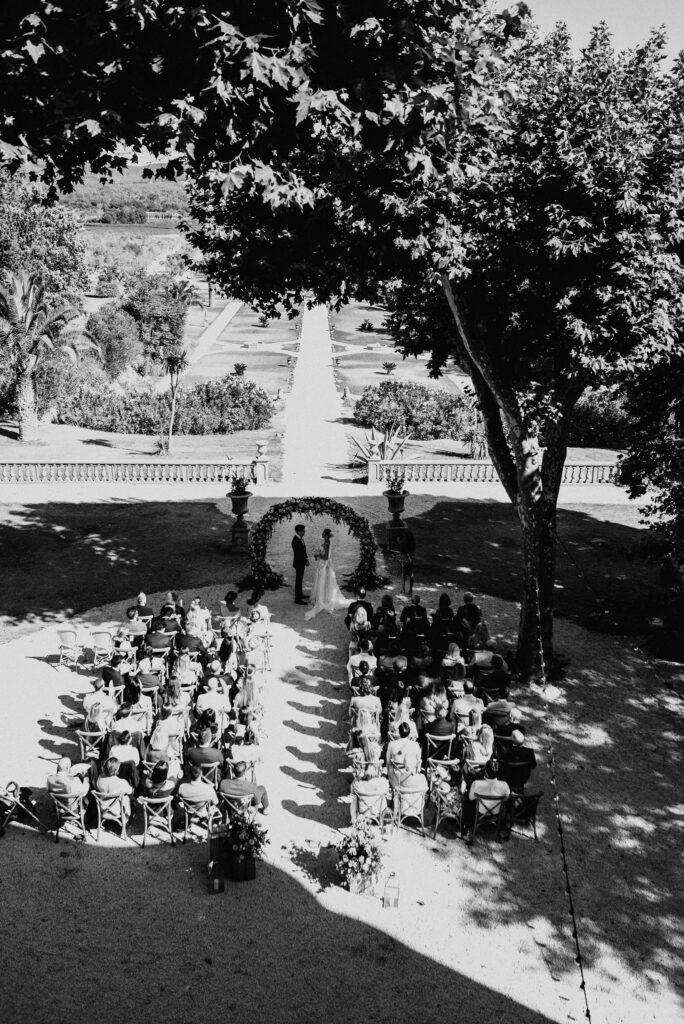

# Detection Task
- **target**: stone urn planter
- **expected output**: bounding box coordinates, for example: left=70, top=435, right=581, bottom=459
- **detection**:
left=228, top=491, right=251, bottom=518
left=227, top=854, right=257, bottom=882
left=384, top=489, right=408, bottom=524
left=227, top=487, right=252, bottom=551
left=255, top=441, right=268, bottom=459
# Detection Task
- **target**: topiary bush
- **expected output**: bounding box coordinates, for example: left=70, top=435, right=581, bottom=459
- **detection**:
left=86, top=305, right=142, bottom=378
left=354, top=379, right=472, bottom=441
left=567, top=390, right=633, bottom=450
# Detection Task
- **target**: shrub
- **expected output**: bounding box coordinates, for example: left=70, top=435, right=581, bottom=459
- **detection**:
left=354, top=379, right=472, bottom=441
left=233, top=362, right=247, bottom=377
left=31, top=367, right=275, bottom=436
left=358, top=319, right=374, bottom=332
left=86, top=305, right=142, bottom=378
left=382, top=361, right=397, bottom=375
left=568, top=391, right=633, bottom=450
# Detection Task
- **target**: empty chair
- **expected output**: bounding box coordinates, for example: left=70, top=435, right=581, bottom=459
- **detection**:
left=91, top=631, right=114, bottom=669
left=57, top=629, right=83, bottom=668
left=138, top=795, right=175, bottom=847
left=51, top=792, right=87, bottom=844
left=506, top=791, right=543, bottom=841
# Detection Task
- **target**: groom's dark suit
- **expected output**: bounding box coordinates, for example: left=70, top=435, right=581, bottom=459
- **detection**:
left=292, top=533, right=308, bottom=602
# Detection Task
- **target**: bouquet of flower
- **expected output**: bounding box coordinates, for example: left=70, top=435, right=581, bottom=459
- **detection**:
left=224, top=809, right=270, bottom=860
left=384, top=472, right=406, bottom=495
left=337, top=818, right=383, bottom=884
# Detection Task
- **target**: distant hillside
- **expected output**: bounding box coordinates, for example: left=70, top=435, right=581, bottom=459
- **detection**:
left=60, top=164, right=188, bottom=224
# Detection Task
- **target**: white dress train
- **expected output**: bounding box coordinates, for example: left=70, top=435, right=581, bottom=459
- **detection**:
left=304, top=540, right=348, bottom=619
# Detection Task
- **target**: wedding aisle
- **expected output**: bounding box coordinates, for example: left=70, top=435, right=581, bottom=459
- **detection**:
left=280, top=305, right=353, bottom=495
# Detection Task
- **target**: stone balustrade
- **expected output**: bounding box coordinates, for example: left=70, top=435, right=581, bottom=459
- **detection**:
left=0, top=458, right=269, bottom=485
left=367, top=459, right=618, bottom=486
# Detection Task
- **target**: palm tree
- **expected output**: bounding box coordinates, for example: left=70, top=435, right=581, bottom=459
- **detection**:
left=163, top=347, right=189, bottom=455
left=0, top=270, right=97, bottom=441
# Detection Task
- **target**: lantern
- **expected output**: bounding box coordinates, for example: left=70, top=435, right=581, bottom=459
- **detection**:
left=383, top=872, right=400, bottom=909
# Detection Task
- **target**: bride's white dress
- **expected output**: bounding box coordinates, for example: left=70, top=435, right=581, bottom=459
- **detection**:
left=305, top=541, right=348, bottom=619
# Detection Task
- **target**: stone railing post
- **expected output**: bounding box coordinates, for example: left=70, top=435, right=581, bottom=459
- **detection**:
left=253, top=458, right=269, bottom=484
left=367, top=458, right=381, bottom=486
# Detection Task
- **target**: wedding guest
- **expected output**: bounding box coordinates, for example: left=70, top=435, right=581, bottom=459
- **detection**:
left=220, top=761, right=269, bottom=814
left=185, top=728, right=224, bottom=769
left=83, top=678, right=116, bottom=718
left=127, top=592, right=154, bottom=624
left=386, top=722, right=422, bottom=788
left=47, top=757, right=89, bottom=797
left=178, top=764, right=219, bottom=806
left=345, top=589, right=373, bottom=630
left=141, top=760, right=176, bottom=798
left=454, top=591, right=482, bottom=638
left=96, top=757, right=133, bottom=820
left=350, top=763, right=389, bottom=821
left=461, top=758, right=510, bottom=838
left=347, top=639, right=377, bottom=684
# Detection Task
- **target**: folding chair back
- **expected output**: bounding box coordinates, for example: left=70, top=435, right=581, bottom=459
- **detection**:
left=219, top=793, right=252, bottom=820
left=425, top=733, right=458, bottom=764
left=91, top=790, right=129, bottom=841
left=472, top=793, right=508, bottom=843
left=199, top=763, right=220, bottom=788
left=57, top=629, right=82, bottom=667
left=507, top=791, right=543, bottom=840
left=394, top=786, right=427, bottom=836
left=431, top=786, right=462, bottom=839
left=178, top=797, right=219, bottom=843
left=138, top=795, right=175, bottom=847
left=51, top=792, right=87, bottom=843
left=355, top=791, right=393, bottom=833
left=76, top=729, right=106, bottom=760
left=107, top=683, right=125, bottom=706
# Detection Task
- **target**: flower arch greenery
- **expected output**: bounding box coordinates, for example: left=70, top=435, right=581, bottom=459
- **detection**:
left=245, top=497, right=383, bottom=601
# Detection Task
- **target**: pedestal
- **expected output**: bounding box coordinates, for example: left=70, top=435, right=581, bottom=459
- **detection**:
left=231, top=518, right=250, bottom=551
left=228, top=855, right=257, bottom=882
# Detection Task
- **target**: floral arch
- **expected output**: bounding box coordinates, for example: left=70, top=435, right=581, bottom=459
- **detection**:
left=245, top=497, right=383, bottom=601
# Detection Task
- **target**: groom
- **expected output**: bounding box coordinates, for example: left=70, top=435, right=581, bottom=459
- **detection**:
left=292, top=524, right=309, bottom=604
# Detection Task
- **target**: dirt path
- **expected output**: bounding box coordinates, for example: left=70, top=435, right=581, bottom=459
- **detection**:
left=281, top=305, right=355, bottom=495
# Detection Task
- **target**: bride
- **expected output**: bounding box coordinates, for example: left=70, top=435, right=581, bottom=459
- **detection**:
left=305, top=528, right=348, bottom=619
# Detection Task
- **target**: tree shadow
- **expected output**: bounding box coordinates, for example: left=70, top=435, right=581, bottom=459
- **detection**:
left=0, top=827, right=565, bottom=1024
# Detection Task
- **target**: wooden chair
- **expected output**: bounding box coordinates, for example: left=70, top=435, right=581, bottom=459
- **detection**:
left=178, top=796, right=220, bottom=843
left=51, top=792, right=87, bottom=843
left=354, top=790, right=394, bottom=834
left=106, top=683, right=125, bottom=707
left=138, top=795, right=175, bottom=847
left=91, top=630, right=114, bottom=668
left=393, top=785, right=427, bottom=836
left=76, top=729, right=106, bottom=761
left=57, top=629, right=83, bottom=668
left=505, top=791, right=543, bottom=841
left=219, top=793, right=252, bottom=821
left=91, top=790, right=130, bottom=841
left=469, top=792, right=508, bottom=845
left=498, top=759, right=533, bottom=795
left=431, top=786, right=462, bottom=839
left=198, top=763, right=221, bottom=788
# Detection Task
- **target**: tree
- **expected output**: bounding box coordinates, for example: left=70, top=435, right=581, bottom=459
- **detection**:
left=85, top=305, right=142, bottom=378
left=0, top=171, right=88, bottom=308
left=0, top=271, right=97, bottom=440
left=120, top=273, right=188, bottom=367
left=382, top=361, right=397, bottom=376
left=185, top=25, right=684, bottom=681
left=162, top=349, right=190, bottom=455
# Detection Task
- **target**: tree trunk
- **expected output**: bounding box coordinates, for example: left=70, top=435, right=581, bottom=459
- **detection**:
left=16, top=365, right=39, bottom=443
left=516, top=491, right=557, bottom=683
left=167, top=383, right=178, bottom=455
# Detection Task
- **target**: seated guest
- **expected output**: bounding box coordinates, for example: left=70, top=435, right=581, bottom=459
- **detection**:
left=147, top=706, right=182, bottom=760
left=102, top=654, right=127, bottom=691
left=175, top=651, right=202, bottom=687
left=345, top=588, right=373, bottom=630
left=461, top=758, right=510, bottom=837
left=418, top=681, right=450, bottom=732
left=222, top=590, right=242, bottom=618
left=83, top=701, right=111, bottom=740
left=141, top=760, right=176, bottom=798
left=423, top=704, right=454, bottom=739
left=47, top=756, right=89, bottom=797
left=83, top=678, right=116, bottom=718
left=96, top=757, right=133, bottom=819
left=460, top=707, right=483, bottom=741
left=108, top=730, right=141, bottom=766
left=431, top=592, right=455, bottom=628
left=127, top=592, right=154, bottom=624
left=482, top=686, right=517, bottom=731
left=454, top=591, right=482, bottom=639
left=220, top=761, right=269, bottom=814
left=166, top=674, right=191, bottom=710
left=349, top=605, right=372, bottom=647
left=451, top=680, right=484, bottom=725
left=386, top=683, right=418, bottom=742
left=347, top=639, right=377, bottom=684
left=186, top=597, right=212, bottom=640
left=441, top=643, right=466, bottom=692
left=178, top=764, right=219, bottom=806
left=409, top=642, right=435, bottom=682
left=386, top=722, right=422, bottom=788
left=350, top=763, right=390, bottom=821
left=400, top=594, right=429, bottom=638
left=478, top=653, right=512, bottom=691
left=165, top=591, right=186, bottom=622
left=467, top=619, right=491, bottom=651
left=125, top=608, right=149, bottom=642
left=500, top=730, right=537, bottom=772
left=147, top=622, right=175, bottom=652
left=128, top=682, right=155, bottom=731
left=350, top=678, right=382, bottom=724
left=195, top=677, right=229, bottom=717
left=495, top=706, right=526, bottom=739
left=462, top=724, right=495, bottom=768
left=469, top=641, right=506, bottom=673
left=233, top=666, right=261, bottom=712
left=185, top=728, right=224, bottom=768
left=112, top=702, right=146, bottom=741
left=137, top=646, right=165, bottom=678
left=176, top=630, right=210, bottom=661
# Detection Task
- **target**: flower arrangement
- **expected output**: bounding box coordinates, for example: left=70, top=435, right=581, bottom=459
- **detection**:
left=229, top=468, right=257, bottom=495
left=223, top=808, right=269, bottom=860
left=384, top=472, right=406, bottom=495
left=337, top=818, right=383, bottom=886
left=243, top=496, right=384, bottom=600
